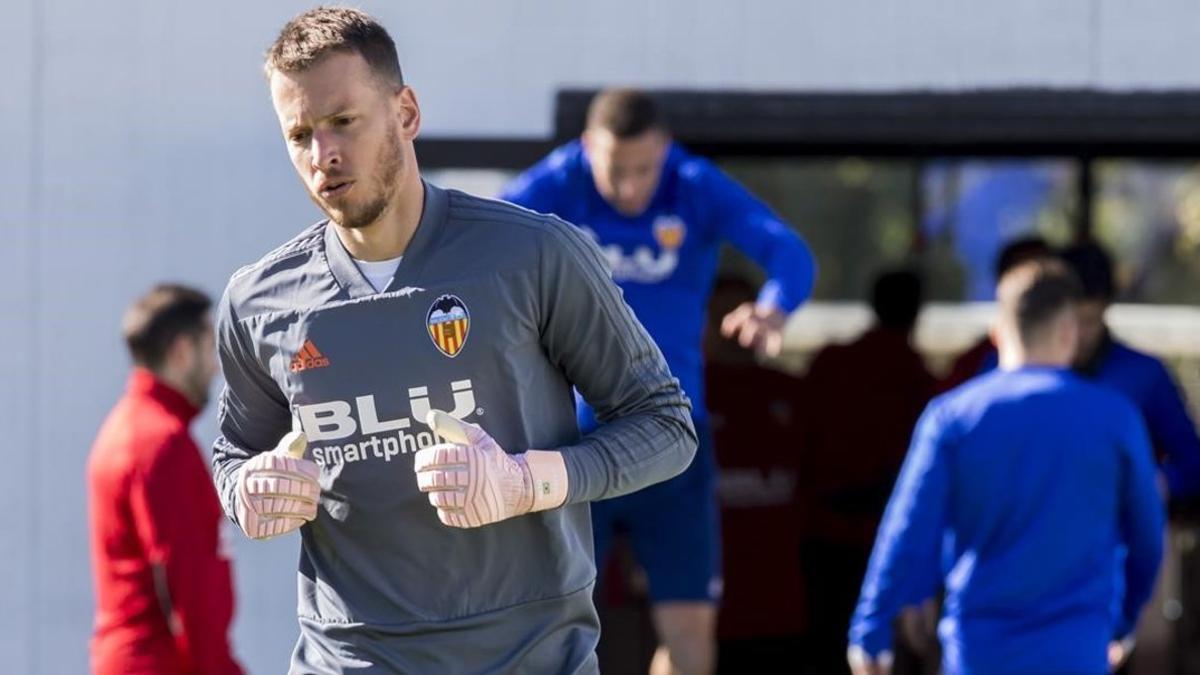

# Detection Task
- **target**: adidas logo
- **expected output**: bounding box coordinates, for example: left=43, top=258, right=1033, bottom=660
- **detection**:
left=290, top=339, right=331, bottom=372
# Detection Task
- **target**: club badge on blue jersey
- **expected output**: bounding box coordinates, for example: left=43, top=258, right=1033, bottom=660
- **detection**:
left=653, top=215, right=687, bottom=251
left=427, top=294, right=470, bottom=358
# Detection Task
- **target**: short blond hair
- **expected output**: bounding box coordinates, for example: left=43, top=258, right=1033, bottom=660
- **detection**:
left=265, top=6, right=403, bottom=89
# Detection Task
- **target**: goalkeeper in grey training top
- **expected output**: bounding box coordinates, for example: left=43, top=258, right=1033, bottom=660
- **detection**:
left=211, top=7, right=696, bottom=675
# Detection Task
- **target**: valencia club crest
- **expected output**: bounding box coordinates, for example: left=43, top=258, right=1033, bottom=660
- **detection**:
left=427, top=294, right=470, bottom=358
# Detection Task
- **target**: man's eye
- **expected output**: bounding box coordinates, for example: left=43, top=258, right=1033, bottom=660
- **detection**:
left=290, top=131, right=310, bottom=143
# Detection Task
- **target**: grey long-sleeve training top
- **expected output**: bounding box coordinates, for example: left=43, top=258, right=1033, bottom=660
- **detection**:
left=212, top=181, right=696, bottom=674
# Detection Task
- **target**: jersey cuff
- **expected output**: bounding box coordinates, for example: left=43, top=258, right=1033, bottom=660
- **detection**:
left=524, top=450, right=569, bottom=512
left=756, top=280, right=804, bottom=314
left=847, top=644, right=894, bottom=669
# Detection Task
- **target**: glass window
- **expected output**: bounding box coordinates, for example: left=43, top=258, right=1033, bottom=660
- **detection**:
left=919, top=159, right=1078, bottom=301
left=1094, top=160, right=1200, bottom=305
left=717, top=157, right=918, bottom=302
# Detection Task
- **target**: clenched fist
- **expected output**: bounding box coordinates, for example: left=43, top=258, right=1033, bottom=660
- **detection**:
left=235, top=430, right=320, bottom=540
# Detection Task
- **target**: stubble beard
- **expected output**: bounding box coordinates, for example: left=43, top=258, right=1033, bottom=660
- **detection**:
left=311, top=123, right=404, bottom=230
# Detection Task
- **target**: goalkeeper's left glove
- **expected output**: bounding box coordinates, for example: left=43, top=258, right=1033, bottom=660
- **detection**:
left=413, top=410, right=568, bottom=528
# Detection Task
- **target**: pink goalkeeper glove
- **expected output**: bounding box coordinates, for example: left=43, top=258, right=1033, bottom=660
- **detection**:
left=235, top=430, right=320, bottom=540
left=414, top=410, right=568, bottom=528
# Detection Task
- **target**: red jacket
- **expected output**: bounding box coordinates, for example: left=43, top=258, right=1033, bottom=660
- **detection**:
left=941, top=334, right=996, bottom=392
left=799, top=327, right=938, bottom=547
left=87, top=369, right=242, bottom=675
left=708, top=360, right=807, bottom=640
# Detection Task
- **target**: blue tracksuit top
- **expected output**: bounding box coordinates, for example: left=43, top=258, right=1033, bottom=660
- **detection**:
left=850, top=366, right=1164, bottom=675
left=979, top=337, right=1200, bottom=498
left=500, top=140, right=816, bottom=423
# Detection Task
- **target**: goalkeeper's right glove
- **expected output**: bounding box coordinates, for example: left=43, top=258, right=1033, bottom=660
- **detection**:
left=235, top=431, right=320, bottom=540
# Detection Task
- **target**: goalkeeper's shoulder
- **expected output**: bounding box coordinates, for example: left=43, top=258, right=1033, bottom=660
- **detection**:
left=220, top=221, right=328, bottom=322
left=442, top=188, right=600, bottom=278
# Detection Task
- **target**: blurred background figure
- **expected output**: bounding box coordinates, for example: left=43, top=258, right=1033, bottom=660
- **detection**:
left=921, top=162, right=1069, bottom=301
left=704, top=277, right=807, bottom=673
left=798, top=269, right=937, bottom=675
left=849, top=260, right=1165, bottom=675
left=87, top=284, right=242, bottom=675
left=932, top=238, right=1200, bottom=673
left=942, top=236, right=1054, bottom=390
left=502, top=88, right=817, bottom=675
left=1061, top=241, right=1200, bottom=503
left=1058, top=241, right=1200, bottom=675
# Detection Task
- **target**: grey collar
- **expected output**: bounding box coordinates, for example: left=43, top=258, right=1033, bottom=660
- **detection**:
left=323, top=180, right=448, bottom=299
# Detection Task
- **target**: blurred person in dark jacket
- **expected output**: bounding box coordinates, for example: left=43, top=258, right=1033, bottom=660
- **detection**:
left=799, top=269, right=938, bottom=675
left=704, top=277, right=807, bottom=673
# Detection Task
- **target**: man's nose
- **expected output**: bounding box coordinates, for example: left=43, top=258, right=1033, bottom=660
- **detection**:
left=311, top=132, right=341, bottom=172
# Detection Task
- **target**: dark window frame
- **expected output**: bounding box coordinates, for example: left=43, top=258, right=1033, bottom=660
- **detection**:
left=417, top=88, right=1200, bottom=242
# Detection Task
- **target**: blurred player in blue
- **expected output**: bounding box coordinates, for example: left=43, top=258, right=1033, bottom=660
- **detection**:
left=848, top=260, right=1165, bottom=675
left=969, top=241, right=1200, bottom=500
left=501, top=88, right=816, bottom=675
left=1061, top=241, right=1200, bottom=500
left=942, top=236, right=1053, bottom=391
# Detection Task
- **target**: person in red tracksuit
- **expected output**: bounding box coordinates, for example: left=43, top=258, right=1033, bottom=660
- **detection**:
left=87, top=284, right=243, bottom=675
left=704, top=277, right=807, bottom=672
left=798, top=269, right=938, bottom=675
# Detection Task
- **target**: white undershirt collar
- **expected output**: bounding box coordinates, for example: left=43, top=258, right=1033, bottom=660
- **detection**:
left=352, top=255, right=403, bottom=293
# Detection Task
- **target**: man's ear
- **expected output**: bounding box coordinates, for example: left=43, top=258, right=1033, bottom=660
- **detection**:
left=393, top=86, right=421, bottom=139
left=987, top=321, right=1001, bottom=350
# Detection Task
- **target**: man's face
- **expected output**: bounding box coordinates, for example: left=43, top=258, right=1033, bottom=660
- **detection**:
left=269, top=51, right=418, bottom=229
left=582, top=128, right=669, bottom=216
left=181, top=320, right=218, bottom=408
left=1074, top=298, right=1108, bottom=365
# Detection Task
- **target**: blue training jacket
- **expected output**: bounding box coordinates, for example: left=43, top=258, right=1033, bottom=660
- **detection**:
left=500, top=140, right=816, bottom=424
left=980, top=336, right=1200, bottom=498
left=850, top=366, right=1164, bottom=675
